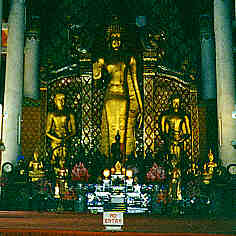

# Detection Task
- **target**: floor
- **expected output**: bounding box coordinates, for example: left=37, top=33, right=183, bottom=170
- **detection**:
left=0, top=211, right=235, bottom=235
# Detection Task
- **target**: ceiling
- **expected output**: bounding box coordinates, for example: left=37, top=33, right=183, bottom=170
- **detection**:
left=5, top=0, right=213, bottom=82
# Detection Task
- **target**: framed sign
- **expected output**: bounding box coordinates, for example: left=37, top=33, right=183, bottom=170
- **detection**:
left=103, top=212, right=123, bottom=231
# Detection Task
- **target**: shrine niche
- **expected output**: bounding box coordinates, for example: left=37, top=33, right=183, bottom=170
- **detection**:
left=34, top=0, right=202, bottom=169
left=142, top=64, right=199, bottom=162
left=38, top=11, right=200, bottom=169
left=37, top=41, right=201, bottom=211
left=42, top=52, right=199, bottom=168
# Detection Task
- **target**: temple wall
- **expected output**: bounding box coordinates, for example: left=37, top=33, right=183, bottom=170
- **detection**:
left=21, top=105, right=41, bottom=160
left=198, top=105, right=208, bottom=162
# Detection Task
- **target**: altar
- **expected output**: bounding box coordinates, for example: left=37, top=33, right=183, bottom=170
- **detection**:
left=0, top=13, right=233, bottom=218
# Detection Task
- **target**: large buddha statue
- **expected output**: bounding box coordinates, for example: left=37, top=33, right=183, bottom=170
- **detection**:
left=93, top=24, right=143, bottom=158
left=46, top=93, right=76, bottom=165
left=159, top=95, right=191, bottom=162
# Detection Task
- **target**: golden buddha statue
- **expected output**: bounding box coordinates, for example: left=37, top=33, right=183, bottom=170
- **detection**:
left=54, top=158, right=68, bottom=180
left=187, top=162, right=199, bottom=176
left=93, top=26, right=143, bottom=158
left=29, top=150, right=44, bottom=182
left=115, top=161, right=122, bottom=175
left=159, top=95, right=191, bottom=161
left=202, top=149, right=217, bottom=184
left=46, top=93, right=76, bottom=164
left=207, top=149, right=217, bottom=175
left=168, top=158, right=182, bottom=201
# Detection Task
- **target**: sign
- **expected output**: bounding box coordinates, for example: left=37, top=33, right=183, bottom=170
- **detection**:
left=103, top=212, right=123, bottom=231
left=103, top=212, right=123, bottom=225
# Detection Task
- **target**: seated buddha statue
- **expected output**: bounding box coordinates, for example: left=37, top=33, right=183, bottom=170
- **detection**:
left=187, top=162, right=199, bottom=176
left=54, top=158, right=68, bottom=180
left=207, top=149, right=217, bottom=175
left=46, top=93, right=76, bottom=165
left=115, top=161, right=122, bottom=175
left=202, top=149, right=217, bottom=184
left=111, top=131, right=123, bottom=162
left=28, top=150, right=44, bottom=182
left=159, top=95, right=191, bottom=162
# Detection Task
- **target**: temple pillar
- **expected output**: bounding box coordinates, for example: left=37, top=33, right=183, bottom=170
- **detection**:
left=1, top=0, right=25, bottom=166
left=24, top=31, right=40, bottom=100
left=200, top=14, right=217, bottom=100
left=199, top=14, right=218, bottom=157
left=214, top=0, right=236, bottom=167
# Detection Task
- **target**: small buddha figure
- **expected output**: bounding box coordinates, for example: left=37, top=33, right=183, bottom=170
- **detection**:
left=187, top=162, right=199, bottom=176
left=168, top=159, right=182, bottom=201
left=202, top=149, right=217, bottom=184
left=207, top=149, right=217, bottom=175
left=54, top=159, right=68, bottom=180
left=202, top=163, right=210, bottom=184
left=28, top=150, right=44, bottom=182
left=115, top=161, right=122, bottom=175
left=111, top=131, right=123, bottom=162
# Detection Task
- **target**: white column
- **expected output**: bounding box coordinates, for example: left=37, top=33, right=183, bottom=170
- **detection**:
left=24, top=32, right=40, bottom=100
left=214, top=0, right=236, bottom=167
left=1, top=0, right=25, bottom=165
left=200, top=15, right=216, bottom=100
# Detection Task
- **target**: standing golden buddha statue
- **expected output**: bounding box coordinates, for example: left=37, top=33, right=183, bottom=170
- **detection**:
left=93, top=25, right=143, bottom=158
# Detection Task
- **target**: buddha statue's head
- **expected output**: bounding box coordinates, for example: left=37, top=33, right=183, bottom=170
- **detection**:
left=208, top=149, right=214, bottom=162
left=54, top=93, right=65, bottom=111
left=115, top=130, right=120, bottom=142
left=106, top=15, right=125, bottom=52
left=111, top=33, right=121, bottom=51
left=172, top=97, right=180, bottom=112
left=33, top=151, right=39, bottom=161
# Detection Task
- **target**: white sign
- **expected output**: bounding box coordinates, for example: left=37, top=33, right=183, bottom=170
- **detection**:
left=103, top=212, right=123, bottom=226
